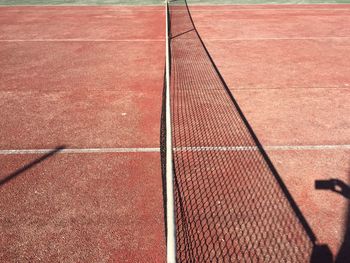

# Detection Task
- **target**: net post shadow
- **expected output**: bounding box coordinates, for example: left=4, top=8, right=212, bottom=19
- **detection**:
left=0, top=146, right=66, bottom=187
left=315, top=172, right=350, bottom=262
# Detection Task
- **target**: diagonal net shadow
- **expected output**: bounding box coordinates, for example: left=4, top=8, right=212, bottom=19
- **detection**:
left=161, top=0, right=332, bottom=262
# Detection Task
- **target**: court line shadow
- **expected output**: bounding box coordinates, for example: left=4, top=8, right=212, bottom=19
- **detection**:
left=0, top=146, right=65, bottom=187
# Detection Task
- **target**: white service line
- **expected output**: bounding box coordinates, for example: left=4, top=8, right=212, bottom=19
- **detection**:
left=187, top=9, right=350, bottom=12
left=0, top=39, right=164, bottom=42
left=266, top=144, right=350, bottom=151
left=0, top=5, right=164, bottom=8
left=186, top=7, right=350, bottom=11
left=0, top=148, right=160, bottom=155
left=174, top=144, right=350, bottom=152
left=0, top=144, right=349, bottom=155
left=205, top=36, right=350, bottom=41
left=2, top=37, right=348, bottom=42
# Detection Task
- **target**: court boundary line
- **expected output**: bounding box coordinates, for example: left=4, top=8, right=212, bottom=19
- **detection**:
left=1, top=4, right=350, bottom=8
left=2, top=37, right=349, bottom=42
left=187, top=3, right=350, bottom=7
left=0, top=148, right=160, bottom=155
left=0, top=144, right=349, bottom=155
left=205, top=36, right=350, bottom=41
left=0, top=39, right=164, bottom=42
left=231, top=86, right=350, bottom=90
left=180, top=7, right=350, bottom=11
left=175, top=144, right=350, bottom=152
left=0, top=5, right=164, bottom=7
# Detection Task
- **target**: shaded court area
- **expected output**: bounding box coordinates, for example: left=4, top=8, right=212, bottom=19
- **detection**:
left=0, top=6, right=166, bottom=262
left=187, top=3, right=350, bottom=260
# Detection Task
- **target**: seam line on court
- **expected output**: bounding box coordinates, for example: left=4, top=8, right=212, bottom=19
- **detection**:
left=0, top=144, right=349, bottom=155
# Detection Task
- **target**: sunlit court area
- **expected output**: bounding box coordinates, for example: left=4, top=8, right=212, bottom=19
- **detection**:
left=0, top=0, right=349, bottom=262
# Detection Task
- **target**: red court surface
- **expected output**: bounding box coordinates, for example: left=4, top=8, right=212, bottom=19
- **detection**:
left=0, top=6, right=164, bottom=40
left=190, top=4, right=350, bottom=258
left=0, top=41, right=163, bottom=149
left=0, top=6, right=166, bottom=262
left=1, top=153, right=164, bottom=262
left=1, top=3, right=350, bottom=262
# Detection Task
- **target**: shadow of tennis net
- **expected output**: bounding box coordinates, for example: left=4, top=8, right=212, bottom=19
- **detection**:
left=161, top=0, right=329, bottom=262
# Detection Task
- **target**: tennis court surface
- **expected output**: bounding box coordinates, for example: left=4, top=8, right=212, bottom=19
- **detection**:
left=1, top=0, right=349, bottom=262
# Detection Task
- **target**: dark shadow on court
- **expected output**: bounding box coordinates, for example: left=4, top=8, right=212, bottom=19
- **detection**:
left=161, top=0, right=332, bottom=261
left=315, top=172, right=350, bottom=263
left=160, top=69, right=169, bottom=241
left=336, top=171, right=350, bottom=263
left=0, top=146, right=65, bottom=187
left=315, top=178, right=350, bottom=200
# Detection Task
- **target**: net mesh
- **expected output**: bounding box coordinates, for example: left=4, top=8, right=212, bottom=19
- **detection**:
left=162, top=0, right=317, bottom=261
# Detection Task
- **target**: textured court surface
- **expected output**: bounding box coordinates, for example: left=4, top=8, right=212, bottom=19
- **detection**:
left=0, top=0, right=349, bottom=5
left=0, top=1, right=349, bottom=262
left=0, top=0, right=163, bottom=5
left=189, top=4, right=350, bottom=259
left=0, top=6, right=166, bottom=262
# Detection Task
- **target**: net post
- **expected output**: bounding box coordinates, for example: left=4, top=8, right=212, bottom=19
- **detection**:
left=165, top=1, right=176, bottom=263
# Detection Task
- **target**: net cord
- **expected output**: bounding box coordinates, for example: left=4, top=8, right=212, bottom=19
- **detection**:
left=165, top=1, right=177, bottom=262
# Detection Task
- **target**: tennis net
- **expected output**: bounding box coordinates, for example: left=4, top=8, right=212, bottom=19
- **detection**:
left=162, top=0, right=321, bottom=262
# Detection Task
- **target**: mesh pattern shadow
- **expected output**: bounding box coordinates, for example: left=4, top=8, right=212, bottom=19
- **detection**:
left=161, top=0, right=332, bottom=261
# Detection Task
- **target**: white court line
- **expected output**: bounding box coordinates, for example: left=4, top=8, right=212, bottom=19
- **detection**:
left=187, top=8, right=350, bottom=11
left=0, top=39, right=164, bottom=42
left=0, top=148, right=160, bottom=155
left=205, top=36, right=350, bottom=41
left=231, top=86, right=350, bottom=90
left=267, top=145, right=350, bottom=150
left=0, top=5, right=164, bottom=8
left=175, top=145, right=350, bottom=152
left=2, top=37, right=348, bottom=42
left=0, top=144, right=349, bottom=155
left=0, top=3, right=349, bottom=8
